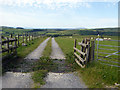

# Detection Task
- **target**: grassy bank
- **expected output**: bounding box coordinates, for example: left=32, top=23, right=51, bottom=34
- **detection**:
left=55, top=36, right=119, bottom=88
left=42, top=38, right=52, bottom=57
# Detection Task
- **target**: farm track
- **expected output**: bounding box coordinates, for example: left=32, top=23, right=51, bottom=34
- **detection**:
left=41, top=38, right=87, bottom=88
left=25, top=37, right=50, bottom=60
left=50, top=38, right=65, bottom=59
left=1, top=38, right=50, bottom=88
left=1, top=37, right=86, bottom=88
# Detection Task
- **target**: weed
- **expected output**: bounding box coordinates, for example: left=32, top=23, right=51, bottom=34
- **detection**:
left=32, top=57, right=56, bottom=71
left=32, top=57, right=57, bottom=88
left=32, top=70, right=48, bottom=85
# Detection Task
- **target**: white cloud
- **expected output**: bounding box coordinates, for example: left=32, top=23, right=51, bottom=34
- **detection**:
left=0, top=0, right=118, bottom=28
left=0, top=0, right=119, bottom=9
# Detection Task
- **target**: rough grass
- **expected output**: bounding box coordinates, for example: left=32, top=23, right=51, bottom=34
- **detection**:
left=42, top=38, right=52, bottom=57
left=32, top=57, right=56, bottom=71
left=65, top=52, right=119, bottom=88
left=77, top=61, right=119, bottom=88
left=32, top=70, right=48, bottom=88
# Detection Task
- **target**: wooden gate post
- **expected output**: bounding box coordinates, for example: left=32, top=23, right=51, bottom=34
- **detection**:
left=81, top=39, right=85, bottom=58
left=74, top=39, right=77, bottom=53
left=85, top=41, right=90, bottom=64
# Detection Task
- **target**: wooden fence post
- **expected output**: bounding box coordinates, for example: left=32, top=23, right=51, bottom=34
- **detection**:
left=7, top=37, right=9, bottom=53
left=15, top=37, right=17, bottom=55
left=26, top=32, right=27, bottom=43
left=10, top=34, right=13, bottom=45
left=32, top=34, right=33, bottom=41
left=23, top=33, right=24, bottom=43
left=29, top=33, right=30, bottom=42
left=18, top=34, right=19, bottom=46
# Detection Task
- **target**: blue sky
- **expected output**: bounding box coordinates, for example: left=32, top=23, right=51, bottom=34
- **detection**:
left=0, top=0, right=119, bottom=29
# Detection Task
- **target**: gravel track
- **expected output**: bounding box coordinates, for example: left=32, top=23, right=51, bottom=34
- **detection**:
left=42, top=37, right=87, bottom=88
left=1, top=37, right=87, bottom=88
left=50, top=38, right=65, bottom=59
left=25, top=37, right=50, bottom=60
left=1, top=38, right=50, bottom=88
left=2, top=72, right=33, bottom=88
left=41, top=72, right=86, bottom=88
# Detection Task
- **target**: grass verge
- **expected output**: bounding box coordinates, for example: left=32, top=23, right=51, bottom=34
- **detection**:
left=42, top=38, right=52, bottom=57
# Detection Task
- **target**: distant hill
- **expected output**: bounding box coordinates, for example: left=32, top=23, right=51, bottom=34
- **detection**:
left=1, top=26, right=119, bottom=36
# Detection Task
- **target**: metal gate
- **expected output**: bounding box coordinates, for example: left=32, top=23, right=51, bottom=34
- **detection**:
left=96, top=37, right=120, bottom=67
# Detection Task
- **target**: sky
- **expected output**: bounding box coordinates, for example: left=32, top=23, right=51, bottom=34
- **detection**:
left=0, top=0, right=119, bottom=29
